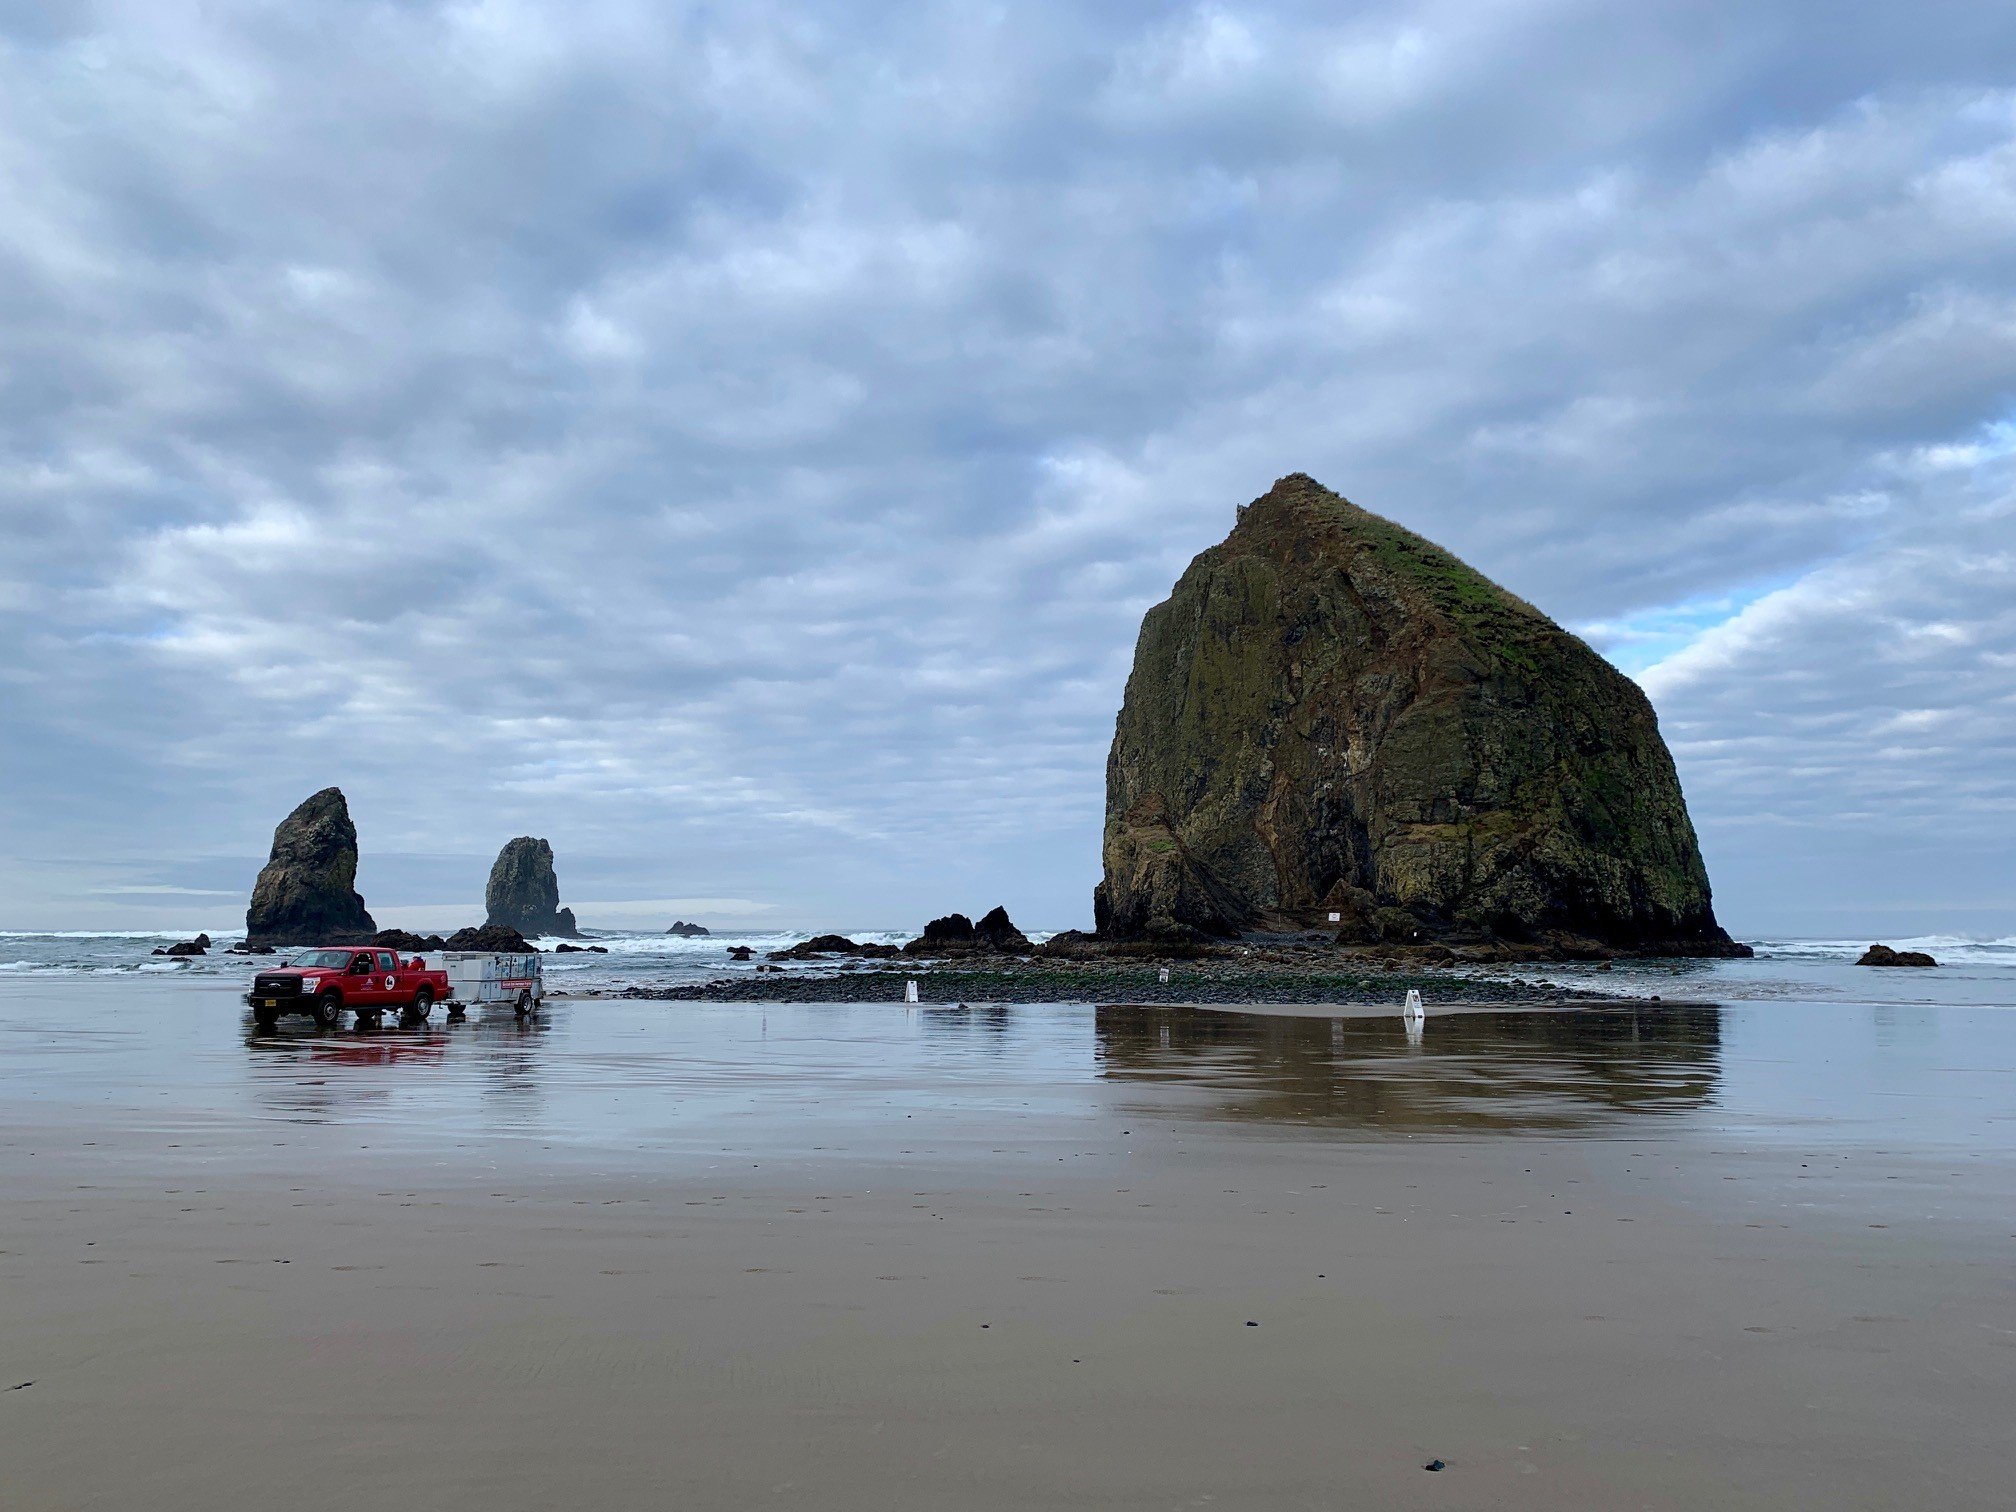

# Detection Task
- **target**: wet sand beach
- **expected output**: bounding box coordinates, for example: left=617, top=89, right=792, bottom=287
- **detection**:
left=3, top=976, right=2013, bottom=1510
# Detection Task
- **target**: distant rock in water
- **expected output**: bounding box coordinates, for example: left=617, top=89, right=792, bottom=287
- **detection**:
left=153, top=933, right=210, bottom=957
left=665, top=920, right=711, bottom=937
left=974, top=906, right=1031, bottom=951
left=246, top=788, right=376, bottom=947
left=484, top=838, right=580, bottom=938
left=369, top=929, right=447, bottom=953
left=1857, top=943, right=1937, bottom=967
left=445, top=923, right=535, bottom=953
left=770, top=934, right=901, bottom=960
left=554, top=942, right=608, bottom=953
left=903, top=907, right=1031, bottom=956
left=1096, top=475, right=1746, bottom=957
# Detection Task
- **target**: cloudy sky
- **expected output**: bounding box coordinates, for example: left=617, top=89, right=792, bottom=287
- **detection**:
left=2, top=1, right=2012, bottom=939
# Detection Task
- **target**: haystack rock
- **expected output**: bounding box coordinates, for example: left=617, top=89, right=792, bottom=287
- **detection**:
left=1096, top=474, right=1745, bottom=957
left=245, top=788, right=376, bottom=947
left=484, top=838, right=580, bottom=938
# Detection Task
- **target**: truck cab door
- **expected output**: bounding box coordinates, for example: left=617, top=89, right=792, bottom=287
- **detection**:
left=347, top=952, right=381, bottom=1005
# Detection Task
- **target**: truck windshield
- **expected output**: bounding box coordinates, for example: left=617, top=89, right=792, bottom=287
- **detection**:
left=285, top=950, right=353, bottom=969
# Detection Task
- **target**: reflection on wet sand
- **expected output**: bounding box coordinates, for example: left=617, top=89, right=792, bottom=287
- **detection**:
left=224, top=998, right=1720, bottom=1138
left=1094, top=1005, right=1723, bottom=1134
left=240, top=1010, right=551, bottom=1125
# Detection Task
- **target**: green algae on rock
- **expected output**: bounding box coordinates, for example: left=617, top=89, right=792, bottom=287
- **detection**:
left=1095, top=474, right=1745, bottom=957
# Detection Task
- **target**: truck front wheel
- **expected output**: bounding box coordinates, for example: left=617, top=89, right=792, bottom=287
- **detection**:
left=312, top=990, right=343, bottom=1028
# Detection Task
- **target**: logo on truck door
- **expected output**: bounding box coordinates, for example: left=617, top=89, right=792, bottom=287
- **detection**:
left=385, top=975, right=396, bottom=990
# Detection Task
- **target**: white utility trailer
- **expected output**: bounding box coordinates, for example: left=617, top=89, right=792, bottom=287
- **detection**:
left=428, top=951, right=544, bottom=1016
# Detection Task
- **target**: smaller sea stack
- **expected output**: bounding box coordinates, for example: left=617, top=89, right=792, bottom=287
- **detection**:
left=485, top=838, right=580, bottom=938
left=245, top=788, right=376, bottom=947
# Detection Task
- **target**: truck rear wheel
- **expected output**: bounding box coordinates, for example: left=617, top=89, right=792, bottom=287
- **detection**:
left=312, top=990, right=343, bottom=1028
left=404, top=988, right=433, bottom=1024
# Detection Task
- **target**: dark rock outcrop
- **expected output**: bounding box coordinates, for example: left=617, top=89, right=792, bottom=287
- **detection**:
left=1096, top=475, right=1746, bottom=957
left=554, top=942, right=609, bottom=954
left=665, top=920, right=711, bottom=937
left=1857, top=943, right=1937, bottom=967
left=484, top=838, right=579, bottom=938
left=902, top=908, right=1032, bottom=956
left=154, top=934, right=210, bottom=957
left=905, top=913, right=976, bottom=953
left=318, top=928, right=449, bottom=951
left=769, top=934, right=901, bottom=960
left=445, top=923, right=535, bottom=953
left=728, top=946, right=754, bottom=961
left=974, top=906, right=1031, bottom=951
left=246, top=789, right=376, bottom=947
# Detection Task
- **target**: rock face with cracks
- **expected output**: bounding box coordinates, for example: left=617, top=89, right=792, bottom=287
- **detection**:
left=484, top=838, right=579, bottom=938
left=1096, top=474, right=1744, bottom=956
left=245, top=788, right=377, bottom=947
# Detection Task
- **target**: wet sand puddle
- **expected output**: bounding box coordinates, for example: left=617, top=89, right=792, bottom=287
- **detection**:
left=5, top=977, right=2016, bottom=1511
left=4, top=980, right=2011, bottom=1155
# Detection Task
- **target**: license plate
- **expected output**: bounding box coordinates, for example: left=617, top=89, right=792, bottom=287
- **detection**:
left=263, top=999, right=278, bottom=1007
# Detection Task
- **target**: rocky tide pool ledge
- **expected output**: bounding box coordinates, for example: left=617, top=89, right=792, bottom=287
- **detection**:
left=589, top=952, right=1609, bottom=1007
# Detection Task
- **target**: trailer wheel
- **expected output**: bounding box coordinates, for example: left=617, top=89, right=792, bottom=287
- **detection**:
left=514, top=990, right=533, bottom=1019
left=312, top=990, right=343, bottom=1028
left=404, top=988, right=433, bottom=1024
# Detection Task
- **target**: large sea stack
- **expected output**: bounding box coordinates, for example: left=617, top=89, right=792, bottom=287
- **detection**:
left=1096, top=474, right=1743, bottom=957
left=245, top=788, right=376, bottom=947
left=484, top=838, right=580, bottom=938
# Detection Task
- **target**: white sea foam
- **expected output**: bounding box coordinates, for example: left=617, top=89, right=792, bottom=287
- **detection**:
left=1754, top=936, right=2016, bottom=966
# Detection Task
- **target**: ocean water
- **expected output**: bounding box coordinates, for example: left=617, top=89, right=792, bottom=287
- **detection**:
left=0, top=928, right=923, bottom=994
left=1, top=928, right=2011, bottom=1006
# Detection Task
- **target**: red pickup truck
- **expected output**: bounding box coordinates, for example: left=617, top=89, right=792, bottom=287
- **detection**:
left=247, top=948, right=450, bottom=1030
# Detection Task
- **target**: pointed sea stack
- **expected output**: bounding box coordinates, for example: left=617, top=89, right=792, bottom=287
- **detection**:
left=245, top=788, right=376, bottom=947
left=1095, top=474, right=1744, bottom=956
left=484, top=838, right=580, bottom=938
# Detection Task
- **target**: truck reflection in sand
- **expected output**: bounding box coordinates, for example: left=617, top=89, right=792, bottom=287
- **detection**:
left=246, top=949, right=544, bottom=1033
left=240, top=1007, right=552, bottom=1123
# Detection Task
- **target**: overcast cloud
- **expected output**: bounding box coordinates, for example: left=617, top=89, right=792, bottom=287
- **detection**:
left=1, top=1, right=2012, bottom=937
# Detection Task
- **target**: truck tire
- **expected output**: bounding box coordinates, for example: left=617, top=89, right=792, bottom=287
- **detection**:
left=312, top=990, right=343, bottom=1028
left=404, top=987, right=433, bottom=1024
